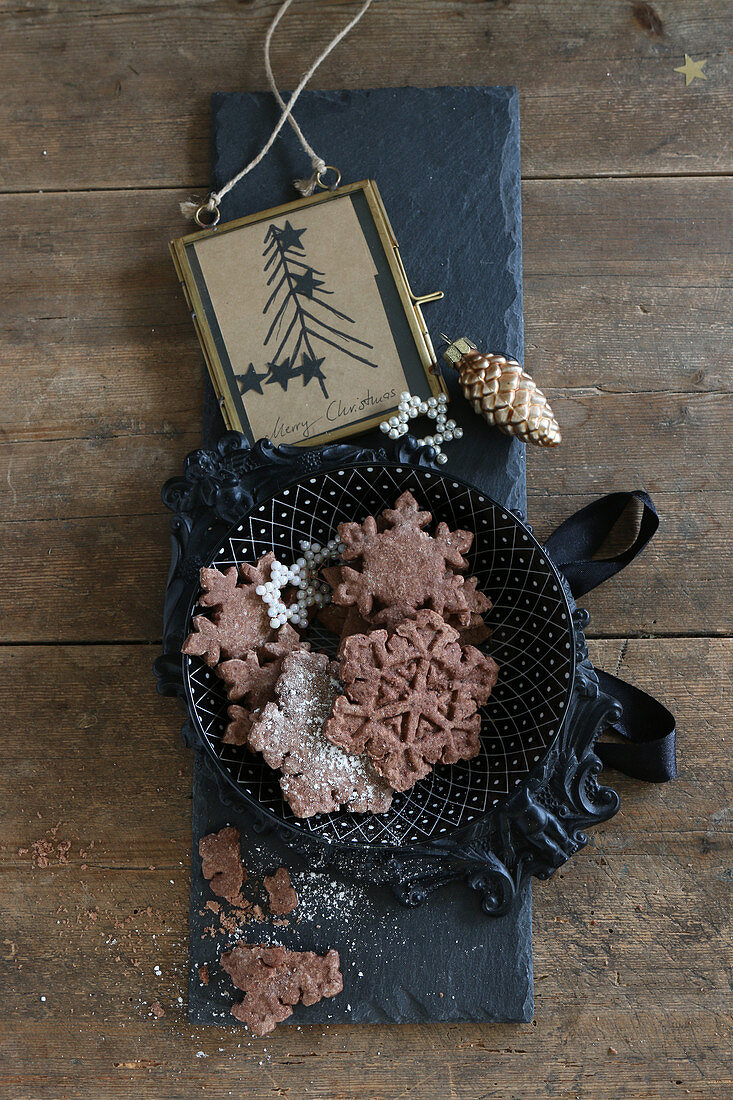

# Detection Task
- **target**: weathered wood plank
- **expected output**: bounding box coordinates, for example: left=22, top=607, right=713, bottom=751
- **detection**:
left=522, top=177, right=733, bottom=393
left=0, top=180, right=730, bottom=639
left=1, top=639, right=730, bottom=1098
left=0, top=515, right=172, bottom=643
left=1, top=483, right=729, bottom=641
left=3, top=179, right=730, bottom=446
left=0, top=639, right=725, bottom=857
left=2, top=389, right=730, bottom=521
left=0, top=645, right=192, bottom=859
left=0, top=0, right=730, bottom=194
left=0, top=192, right=201, bottom=445
left=1, top=875, right=731, bottom=1099
left=1, top=428, right=730, bottom=641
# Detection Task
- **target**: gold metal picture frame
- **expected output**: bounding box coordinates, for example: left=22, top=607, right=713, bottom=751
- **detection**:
left=170, top=180, right=444, bottom=447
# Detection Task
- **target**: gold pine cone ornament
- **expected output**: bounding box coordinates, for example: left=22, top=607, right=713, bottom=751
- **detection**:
left=442, top=337, right=561, bottom=447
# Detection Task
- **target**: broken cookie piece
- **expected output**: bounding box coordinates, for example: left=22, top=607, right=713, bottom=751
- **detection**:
left=221, top=943, right=343, bottom=1036
left=198, top=826, right=245, bottom=902
left=264, top=868, right=298, bottom=917
left=248, top=650, right=393, bottom=817
left=217, top=626, right=310, bottom=746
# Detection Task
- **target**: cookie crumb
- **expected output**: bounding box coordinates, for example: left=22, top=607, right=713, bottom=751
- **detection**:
left=199, top=826, right=245, bottom=902
left=264, top=868, right=298, bottom=916
left=222, top=943, right=342, bottom=1037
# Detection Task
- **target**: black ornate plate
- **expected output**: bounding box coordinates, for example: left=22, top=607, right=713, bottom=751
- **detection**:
left=157, top=435, right=621, bottom=915
left=183, top=462, right=574, bottom=848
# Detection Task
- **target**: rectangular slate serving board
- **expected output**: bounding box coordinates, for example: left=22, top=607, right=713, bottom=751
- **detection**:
left=189, top=86, right=533, bottom=1026
left=189, top=757, right=533, bottom=1026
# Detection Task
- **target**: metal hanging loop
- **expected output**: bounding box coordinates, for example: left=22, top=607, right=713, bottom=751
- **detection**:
left=315, top=166, right=342, bottom=192
left=194, top=202, right=221, bottom=229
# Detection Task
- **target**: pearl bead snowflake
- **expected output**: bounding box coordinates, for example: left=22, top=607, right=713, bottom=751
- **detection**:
left=254, top=538, right=344, bottom=629
left=379, top=391, right=463, bottom=465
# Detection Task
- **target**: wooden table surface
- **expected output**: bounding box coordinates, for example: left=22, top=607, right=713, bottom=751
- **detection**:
left=2, top=2, right=731, bottom=1097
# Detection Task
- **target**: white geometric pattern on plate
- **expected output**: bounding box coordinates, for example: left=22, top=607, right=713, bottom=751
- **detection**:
left=184, top=464, right=574, bottom=847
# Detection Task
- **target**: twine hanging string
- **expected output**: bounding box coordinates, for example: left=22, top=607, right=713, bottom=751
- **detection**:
left=180, top=0, right=374, bottom=226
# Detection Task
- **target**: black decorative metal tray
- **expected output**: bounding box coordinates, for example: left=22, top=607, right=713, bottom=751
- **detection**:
left=156, top=434, right=621, bottom=915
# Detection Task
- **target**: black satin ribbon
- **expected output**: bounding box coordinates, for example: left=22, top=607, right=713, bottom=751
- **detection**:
left=595, top=669, right=677, bottom=782
left=543, top=490, right=659, bottom=599
left=543, top=491, right=676, bottom=783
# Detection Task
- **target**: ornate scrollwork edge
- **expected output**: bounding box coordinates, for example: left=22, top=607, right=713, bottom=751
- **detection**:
left=153, top=432, right=440, bottom=699
left=384, top=603, right=621, bottom=916
left=154, top=432, right=621, bottom=916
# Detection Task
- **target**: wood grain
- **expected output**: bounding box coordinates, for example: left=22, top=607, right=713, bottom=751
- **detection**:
left=2, top=178, right=730, bottom=445
left=1, top=639, right=730, bottom=1099
left=1, top=180, right=730, bottom=640
left=0, top=0, right=730, bottom=193
left=522, top=177, right=733, bottom=393
left=1, top=483, right=729, bottom=642
left=2, top=1, right=730, bottom=1094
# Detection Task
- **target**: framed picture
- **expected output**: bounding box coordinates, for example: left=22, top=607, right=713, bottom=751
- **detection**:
left=170, top=180, right=445, bottom=447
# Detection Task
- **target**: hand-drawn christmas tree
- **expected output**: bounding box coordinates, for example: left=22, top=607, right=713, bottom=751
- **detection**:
left=256, top=220, right=377, bottom=399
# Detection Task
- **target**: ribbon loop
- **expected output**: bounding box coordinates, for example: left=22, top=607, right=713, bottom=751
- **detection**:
left=543, top=490, right=658, bottom=599
left=595, top=669, right=677, bottom=782
left=543, top=490, right=676, bottom=783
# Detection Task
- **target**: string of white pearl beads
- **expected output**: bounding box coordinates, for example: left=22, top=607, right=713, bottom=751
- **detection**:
left=379, top=391, right=463, bottom=465
left=255, top=537, right=344, bottom=629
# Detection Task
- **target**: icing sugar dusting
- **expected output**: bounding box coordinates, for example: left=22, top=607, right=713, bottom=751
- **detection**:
left=291, top=869, right=369, bottom=924
left=248, top=651, right=393, bottom=817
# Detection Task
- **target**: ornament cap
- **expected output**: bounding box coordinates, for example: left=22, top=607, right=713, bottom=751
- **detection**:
left=440, top=334, right=477, bottom=368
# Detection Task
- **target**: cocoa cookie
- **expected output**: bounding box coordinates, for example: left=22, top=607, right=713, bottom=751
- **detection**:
left=328, top=491, right=475, bottom=631
left=325, top=609, right=499, bottom=792
left=224, top=704, right=257, bottom=750
left=221, top=943, right=343, bottom=1036
left=182, top=553, right=281, bottom=667
left=453, top=576, right=492, bottom=644
left=198, top=826, right=244, bottom=902
left=248, top=651, right=393, bottom=818
left=456, top=612, right=491, bottom=646
left=320, top=579, right=491, bottom=650
left=316, top=599, right=373, bottom=654
left=264, top=868, right=298, bottom=916
left=217, top=625, right=310, bottom=746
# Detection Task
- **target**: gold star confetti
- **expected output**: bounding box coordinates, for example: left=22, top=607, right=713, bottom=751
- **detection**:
left=674, top=55, right=708, bottom=86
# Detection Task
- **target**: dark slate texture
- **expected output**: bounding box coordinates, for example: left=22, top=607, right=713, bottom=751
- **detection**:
left=202, top=86, right=526, bottom=516
left=189, top=86, right=532, bottom=1028
left=189, top=754, right=533, bottom=1027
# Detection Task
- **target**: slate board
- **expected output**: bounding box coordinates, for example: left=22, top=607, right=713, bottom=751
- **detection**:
left=189, top=756, right=533, bottom=1026
left=204, top=85, right=526, bottom=517
left=189, top=86, right=533, bottom=1027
